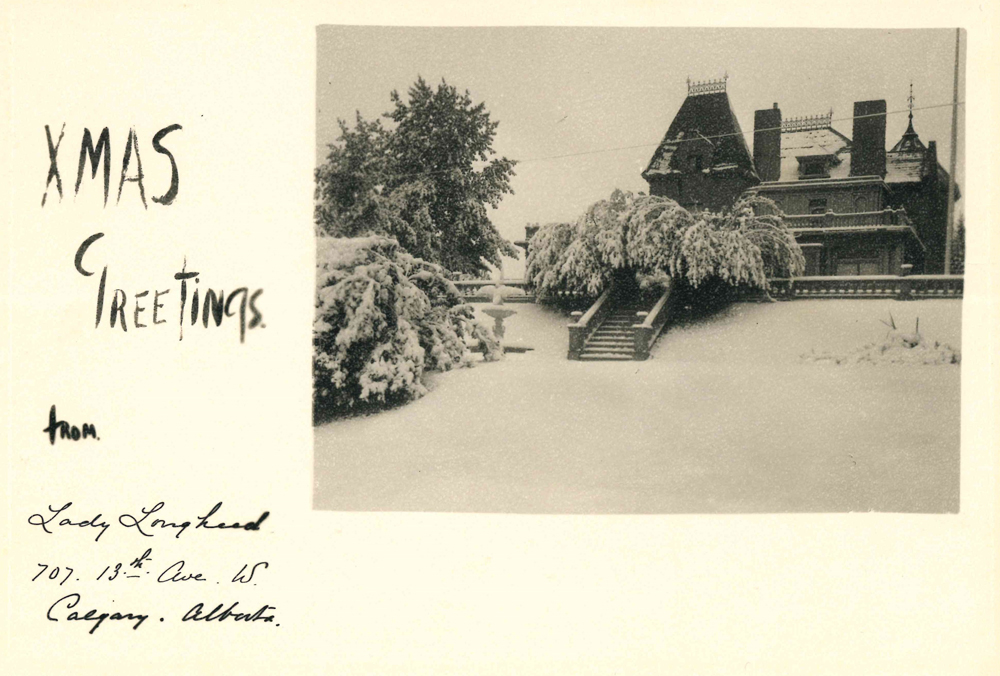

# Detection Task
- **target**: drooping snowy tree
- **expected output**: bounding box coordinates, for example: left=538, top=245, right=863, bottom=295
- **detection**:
left=525, top=190, right=803, bottom=304
left=314, top=236, right=501, bottom=421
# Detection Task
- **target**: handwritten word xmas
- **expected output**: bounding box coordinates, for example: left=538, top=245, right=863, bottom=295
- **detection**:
left=42, top=124, right=265, bottom=343
left=42, top=124, right=181, bottom=208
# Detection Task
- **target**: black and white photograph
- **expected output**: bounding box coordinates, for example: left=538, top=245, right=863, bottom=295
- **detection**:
left=313, top=27, right=965, bottom=514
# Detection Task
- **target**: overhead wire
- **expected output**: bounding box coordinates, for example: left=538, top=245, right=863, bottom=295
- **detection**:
left=323, top=101, right=964, bottom=182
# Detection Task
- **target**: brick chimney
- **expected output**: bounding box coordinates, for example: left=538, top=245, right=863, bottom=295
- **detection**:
left=850, top=100, right=887, bottom=177
left=923, top=140, right=938, bottom=182
left=753, top=103, right=782, bottom=182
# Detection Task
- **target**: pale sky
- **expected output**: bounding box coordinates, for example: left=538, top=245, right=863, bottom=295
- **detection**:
left=317, top=27, right=965, bottom=275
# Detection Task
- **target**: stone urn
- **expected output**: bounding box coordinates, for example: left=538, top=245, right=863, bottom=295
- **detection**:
left=479, top=286, right=518, bottom=340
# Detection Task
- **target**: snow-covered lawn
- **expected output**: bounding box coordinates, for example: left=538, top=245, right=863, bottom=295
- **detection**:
left=314, top=299, right=961, bottom=513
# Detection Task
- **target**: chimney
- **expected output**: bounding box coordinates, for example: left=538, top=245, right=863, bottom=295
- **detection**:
left=924, top=140, right=938, bottom=182
left=753, top=103, right=782, bottom=182
left=851, top=100, right=887, bottom=177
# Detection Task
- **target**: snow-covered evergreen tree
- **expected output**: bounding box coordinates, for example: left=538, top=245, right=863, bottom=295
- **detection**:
left=314, top=236, right=501, bottom=421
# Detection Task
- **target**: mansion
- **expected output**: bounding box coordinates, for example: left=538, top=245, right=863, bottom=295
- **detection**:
left=640, top=77, right=959, bottom=275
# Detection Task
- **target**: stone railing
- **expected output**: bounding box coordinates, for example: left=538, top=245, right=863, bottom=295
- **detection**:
left=783, top=208, right=911, bottom=230
left=740, top=273, right=963, bottom=301
left=567, top=287, right=614, bottom=360
left=454, top=279, right=534, bottom=303
left=907, top=275, right=965, bottom=297
left=632, top=281, right=675, bottom=361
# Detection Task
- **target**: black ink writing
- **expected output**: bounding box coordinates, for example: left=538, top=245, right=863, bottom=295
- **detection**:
left=75, top=237, right=265, bottom=343
left=182, top=601, right=276, bottom=624
left=232, top=562, right=268, bottom=584
left=43, top=124, right=182, bottom=208
left=158, top=560, right=208, bottom=583
left=28, top=502, right=111, bottom=542
left=43, top=405, right=98, bottom=445
left=118, top=502, right=191, bottom=539
left=47, top=593, right=148, bottom=634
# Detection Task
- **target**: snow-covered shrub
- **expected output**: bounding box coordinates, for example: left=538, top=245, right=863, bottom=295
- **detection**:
left=314, top=236, right=500, bottom=421
left=801, top=314, right=960, bottom=366
left=802, top=335, right=961, bottom=366
left=526, top=190, right=804, bottom=305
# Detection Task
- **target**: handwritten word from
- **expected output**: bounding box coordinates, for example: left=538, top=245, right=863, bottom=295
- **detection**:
left=43, top=405, right=98, bottom=445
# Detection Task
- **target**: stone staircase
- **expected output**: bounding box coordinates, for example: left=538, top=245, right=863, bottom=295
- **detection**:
left=578, top=307, right=640, bottom=361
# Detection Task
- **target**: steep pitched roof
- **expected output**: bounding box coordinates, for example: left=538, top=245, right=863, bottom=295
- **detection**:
left=889, top=116, right=927, bottom=153
left=884, top=116, right=954, bottom=189
left=775, top=125, right=853, bottom=182
left=642, top=91, right=756, bottom=180
left=885, top=150, right=924, bottom=183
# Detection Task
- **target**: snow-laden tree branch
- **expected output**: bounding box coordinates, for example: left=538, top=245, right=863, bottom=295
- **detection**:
left=525, top=190, right=804, bottom=302
left=314, top=236, right=502, bottom=421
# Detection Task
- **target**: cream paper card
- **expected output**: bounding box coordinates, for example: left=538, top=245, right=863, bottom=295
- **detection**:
left=2, top=2, right=997, bottom=674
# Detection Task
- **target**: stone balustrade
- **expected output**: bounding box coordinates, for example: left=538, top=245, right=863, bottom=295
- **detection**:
left=783, top=208, right=912, bottom=230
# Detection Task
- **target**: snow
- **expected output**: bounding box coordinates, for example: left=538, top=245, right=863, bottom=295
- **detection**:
left=885, top=151, right=925, bottom=183
left=777, top=128, right=852, bottom=182
left=314, top=299, right=961, bottom=513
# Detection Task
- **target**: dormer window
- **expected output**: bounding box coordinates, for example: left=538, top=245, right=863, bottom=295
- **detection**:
left=671, top=128, right=714, bottom=175
left=802, top=161, right=826, bottom=176
left=796, top=153, right=837, bottom=180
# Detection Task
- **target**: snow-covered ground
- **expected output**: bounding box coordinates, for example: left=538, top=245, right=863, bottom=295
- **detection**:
left=314, top=299, right=961, bottom=513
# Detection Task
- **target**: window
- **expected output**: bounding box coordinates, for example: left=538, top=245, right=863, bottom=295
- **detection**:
left=802, top=246, right=822, bottom=276
left=835, top=258, right=882, bottom=275
left=802, top=161, right=825, bottom=176
left=808, top=198, right=828, bottom=215
left=797, top=155, right=833, bottom=179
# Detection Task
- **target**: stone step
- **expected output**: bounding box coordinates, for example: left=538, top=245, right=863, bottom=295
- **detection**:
left=581, top=347, right=633, bottom=355
left=592, top=329, right=635, bottom=336
left=578, top=353, right=634, bottom=361
left=569, top=301, right=656, bottom=361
